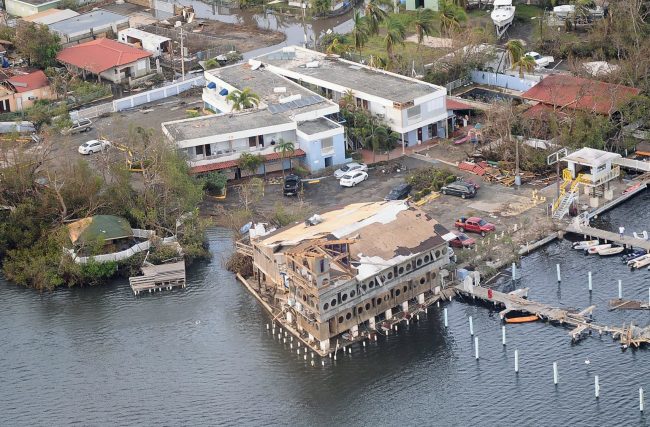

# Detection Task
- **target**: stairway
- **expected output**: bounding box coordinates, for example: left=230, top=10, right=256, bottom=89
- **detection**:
left=552, top=192, right=575, bottom=219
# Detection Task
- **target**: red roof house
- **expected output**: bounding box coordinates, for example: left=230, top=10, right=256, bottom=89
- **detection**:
left=7, top=70, right=49, bottom=93
left=521, top=74, right=641, bottom=116
left=0, top=70, right=54, bottom=112
left=56, top=38, right=153, bottom=84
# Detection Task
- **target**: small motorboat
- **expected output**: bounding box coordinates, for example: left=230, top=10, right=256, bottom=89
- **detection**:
left=505, top=314, right=539, bottom=324
left=622, top=249, right=646, bottom=263
left=587, top=244, right=611, bottom=255
left=628, top=254, right=650, bottom=269
left=598, top=246, right=625, bottom=256
left=573, top=239, right=599, bottom=250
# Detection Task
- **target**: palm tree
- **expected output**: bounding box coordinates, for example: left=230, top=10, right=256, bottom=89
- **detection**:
left=339, top=89, right=356, bottom=111
left=364, top=0, right=389, bottom=36
left=225, top=87, right=260, bottom=111
left=439, top=0, right=467, bottom=36
left=383, top=16, right=406, bottom=63
left=351, top=10, right=369, bottom=54
left=413, top=8, right=436, bottom=52
left=504, top=39, right=525, bottom=67
left=512, top=54, right=536, bottom=77
left=274, top=138, right=295, bottom=178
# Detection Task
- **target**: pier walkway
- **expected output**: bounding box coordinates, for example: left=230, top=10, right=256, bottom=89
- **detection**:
left=129, top=260, right=186, bottom=295
left=563, top=224, right=650, bottom=252
left=455, top=283, right=650, bottom=347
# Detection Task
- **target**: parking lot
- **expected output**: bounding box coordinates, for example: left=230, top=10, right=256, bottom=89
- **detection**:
left=213, top=154, right=551, bottom=236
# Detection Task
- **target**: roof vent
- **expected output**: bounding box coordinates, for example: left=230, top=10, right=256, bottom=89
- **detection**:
left=305, top=61, right=319, bottom=68
left=273, top=87, right=287, bottom=93
left=282, top=46, right=295, bottom=53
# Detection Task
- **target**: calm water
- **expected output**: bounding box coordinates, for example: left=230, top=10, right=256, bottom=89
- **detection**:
left=2, top=192, right=650, bottom=426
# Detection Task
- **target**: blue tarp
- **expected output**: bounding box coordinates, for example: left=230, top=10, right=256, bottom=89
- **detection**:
left=219, top=88, right=228, bottom=96
left=207, top=82, right=216, bottom=89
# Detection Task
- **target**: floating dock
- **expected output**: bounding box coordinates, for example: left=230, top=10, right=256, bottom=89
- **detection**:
left=129, top=260, right=186, bottom=295
left=563, top=224, right=650, bottom=252
left=609, top=299, right=650, bottom=311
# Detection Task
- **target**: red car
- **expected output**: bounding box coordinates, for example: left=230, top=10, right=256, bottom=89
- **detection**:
left=449, top=231, right=476, bottom=248
left=455, top=216, right=496, bottom=237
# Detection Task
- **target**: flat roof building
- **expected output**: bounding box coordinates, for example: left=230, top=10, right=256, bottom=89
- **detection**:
left=21, top=8, right=78, bottom=24
left=255, top=46, right=449, bottom=147
left=5, top=0, right=60, bottom=18
left=163, top=60, right=347, bottom=176
left=247, top=201, right=452, bottom=353
left=49, top=9, right=130, bottom=45
left=117, top=28, right=171, bottom=58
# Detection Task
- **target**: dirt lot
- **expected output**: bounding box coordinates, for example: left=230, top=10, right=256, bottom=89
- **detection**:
left=45, top=93, right=204, bottom=169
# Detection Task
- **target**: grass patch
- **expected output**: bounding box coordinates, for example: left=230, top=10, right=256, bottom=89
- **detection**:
left=515, top=4, right=544, bottom=21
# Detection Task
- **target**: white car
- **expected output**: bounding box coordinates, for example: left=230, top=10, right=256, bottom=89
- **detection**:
left=525, top=51, right=555, bottom=68
left=339, top=171, right=368, bottom=187
left=78, top=139, right=111, bottom=155
left=334, top=162, right=368, bottom=179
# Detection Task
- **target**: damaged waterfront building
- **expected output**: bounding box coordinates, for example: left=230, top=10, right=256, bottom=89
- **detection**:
left=243, top=201, right=453, bottom=354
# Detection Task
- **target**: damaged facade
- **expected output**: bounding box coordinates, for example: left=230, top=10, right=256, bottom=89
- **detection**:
left=247, top=201, right=453, bottom=353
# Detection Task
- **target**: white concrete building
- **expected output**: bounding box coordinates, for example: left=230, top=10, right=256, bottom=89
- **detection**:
left=255, top=46, right=449, bottom=149
left=161, top=61, right=348, bottom=177
left=118, top=28, right=171, bottom=58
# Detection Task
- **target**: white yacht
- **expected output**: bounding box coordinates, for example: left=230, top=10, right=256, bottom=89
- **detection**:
left=491, top=0, right=515, bottom=38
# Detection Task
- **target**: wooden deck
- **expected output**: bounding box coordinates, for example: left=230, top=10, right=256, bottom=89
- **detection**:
left=456, top=283, right=650, bottom=348
left=129, top=260, right=186, bottom=295
left=609, top=299, right=650, bottom=311
left=564, top=224, right=650, bottom=252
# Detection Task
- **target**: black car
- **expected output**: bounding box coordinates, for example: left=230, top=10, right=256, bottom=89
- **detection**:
left=440, top=182, right=476, bottom=199
left=283, top=174, right=302, bottom=196
left=384, top=183, right=412, bottom=200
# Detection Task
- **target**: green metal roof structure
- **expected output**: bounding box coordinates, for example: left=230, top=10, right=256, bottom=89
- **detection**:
left=67, top=215, right=133, bottom=245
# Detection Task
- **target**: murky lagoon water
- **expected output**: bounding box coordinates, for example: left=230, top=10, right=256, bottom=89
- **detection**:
left=2, top=192, right=650, bottom=425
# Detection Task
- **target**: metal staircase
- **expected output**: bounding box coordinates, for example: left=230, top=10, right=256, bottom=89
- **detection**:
left=552, top=170, right=584, bottom=220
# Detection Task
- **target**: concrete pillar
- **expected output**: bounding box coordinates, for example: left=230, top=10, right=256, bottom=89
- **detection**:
left=308, top=333, right=314, bottom=341
left=604, top=189, right=614, bottom=201
left=350, top=325, right=359, bottom=338
left=319, top=340, right=330, bottom=352
left=385, top=308, right=393, bottom=320
left=286, top=312, right=293, bottom=323
left=401, top=301, right=409, bottom=312
left=589, top=196, right=599, bottom=208
left=417, top=293, right=425, bottom=304
left=369, top=316, right=376, bottom=330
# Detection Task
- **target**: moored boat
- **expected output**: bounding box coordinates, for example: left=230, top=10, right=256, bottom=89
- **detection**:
left=628, top=254, right=650, bottom=269
left=587, top=243, right=611, bottom=254
left=573, top=239, right=599, bottom=250
left=598, top=246, right=625, bottom=256
left=505, top=315, right=539, bottom=324
left=622, top=249, right=646, bottom=263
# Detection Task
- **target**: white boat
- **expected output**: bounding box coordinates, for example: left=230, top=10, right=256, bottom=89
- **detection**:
left=598, top=246, right=625, bottom=256
left=553, top=4, right=604, bottom=21
left=587, top=244, right=610, bottom=254
left=629, top=254, right=650, bottom=269
left=491, top=0, right=515, bottom=38
left=573, top=239, right=599, bottom=250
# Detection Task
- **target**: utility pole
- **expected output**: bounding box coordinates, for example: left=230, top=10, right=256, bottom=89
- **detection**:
left=180, top=26, right=185, bottom=80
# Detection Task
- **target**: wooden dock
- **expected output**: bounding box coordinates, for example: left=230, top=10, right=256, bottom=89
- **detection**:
left=129, top=260, right=186, bottom=295
left=564, top=224, right=650, bottom=252
left=609, top=299, right=650, bottom=311
left=456, top=283, right=650, bottom=348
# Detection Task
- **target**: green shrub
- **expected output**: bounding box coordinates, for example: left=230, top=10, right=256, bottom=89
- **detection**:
left=292, top=164, right=309, bottom=177
left=148, top=244, right=181, bottom=265
left=203, top=171, right=227, bottom=195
